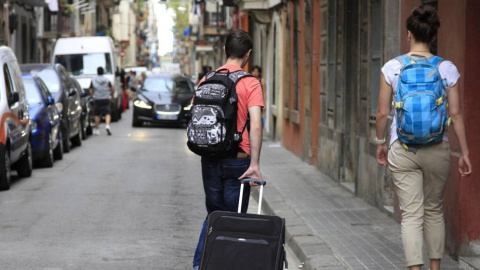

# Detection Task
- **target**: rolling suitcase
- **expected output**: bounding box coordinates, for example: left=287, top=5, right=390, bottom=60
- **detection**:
left=199, top=179, right=288, bottom=270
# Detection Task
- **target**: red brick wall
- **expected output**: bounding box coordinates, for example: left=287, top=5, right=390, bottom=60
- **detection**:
left=460, top=0, right=480, bottom=249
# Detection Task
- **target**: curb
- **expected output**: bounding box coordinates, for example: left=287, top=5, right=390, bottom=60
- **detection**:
left=251, top=176, right=349, bottom=270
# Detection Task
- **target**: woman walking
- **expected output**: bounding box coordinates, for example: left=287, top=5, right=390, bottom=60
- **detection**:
left=375, top=5, right=472, bottom=270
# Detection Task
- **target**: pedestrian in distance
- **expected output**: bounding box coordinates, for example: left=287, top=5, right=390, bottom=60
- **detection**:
left=189, top=29, right=264, bottom=270
left=251, top=65, right=267, bottom=128
left=375, top=5, right=471, bottom=270
left=89, top=67, right=114, bottom=136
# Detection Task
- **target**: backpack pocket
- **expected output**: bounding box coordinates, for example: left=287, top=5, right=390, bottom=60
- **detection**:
left=397, top=92, right=443, bottom=143
left=187, top=105, right=227, bottom=146
left=195, top=82, right=229, bottom=101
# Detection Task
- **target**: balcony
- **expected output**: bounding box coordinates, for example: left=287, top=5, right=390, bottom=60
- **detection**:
left=201, top=6, right=231, bottom=36
left=235, top=0, right=282, bottom=11
left=42, top=13, right=76, bottom=38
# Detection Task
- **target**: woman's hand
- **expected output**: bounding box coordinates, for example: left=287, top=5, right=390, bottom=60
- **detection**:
left=376, top=144, right=388, bottom=166
left=458, top=154, right=472, bottom=177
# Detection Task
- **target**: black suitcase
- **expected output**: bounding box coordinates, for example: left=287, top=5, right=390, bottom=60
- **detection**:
left=199, top=179, right=288, bottom=270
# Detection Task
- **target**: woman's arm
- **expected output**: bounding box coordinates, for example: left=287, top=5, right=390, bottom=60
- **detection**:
left=375, top=74, right=393, bottom=166
left=448, top=83, right=472, bottom=176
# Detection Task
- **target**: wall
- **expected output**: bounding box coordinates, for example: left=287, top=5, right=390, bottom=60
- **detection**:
left=460, top=0, right=480, bottom=255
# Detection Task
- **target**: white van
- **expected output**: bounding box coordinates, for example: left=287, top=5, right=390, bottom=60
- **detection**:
left=52, top=36, right=123, bottom=121
left=0, top=46, right=33, bottom=190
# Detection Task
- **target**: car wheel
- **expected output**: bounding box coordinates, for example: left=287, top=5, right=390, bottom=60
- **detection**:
left=63, top=123, right=71, bottom=153
left=118, top=99, right=122, bottom=120
left=0, top=146, right=11, bottom=191
left=132, top=109, right=142, bottom=127
left=111, top=101, right=119, bottom=122
left=80, top=119, right=87, bottom=140
left=17, top=141, right=33, bottom=178
left=41, top=133, right=54, bottom=168
left=71, top=127, right=82, bottom=147
left=54, top=130, right=63, bottom=160
left=86, top=114, right=93, bottom=135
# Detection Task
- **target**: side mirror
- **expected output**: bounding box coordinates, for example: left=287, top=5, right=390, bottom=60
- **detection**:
left=46, top=96, right=55, bottom=105
left=68, top=89, right=77, bottom=97
left=8, top=92, right=19, bottom=106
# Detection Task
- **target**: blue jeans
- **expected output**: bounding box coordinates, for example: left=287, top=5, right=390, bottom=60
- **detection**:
left=192, top=155, right=251, bottom=267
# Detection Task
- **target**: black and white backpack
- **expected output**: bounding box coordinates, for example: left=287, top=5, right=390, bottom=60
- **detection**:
left=187, top=69, right=252, bottom=158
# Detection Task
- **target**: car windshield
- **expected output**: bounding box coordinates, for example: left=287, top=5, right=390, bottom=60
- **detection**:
left=54, top=53, right=112, bottom=76
left=22, top=78, right=43, bottom=105
left=37, top=69, right=60, bottom=93
left=142, top=77, right=173, bottom=93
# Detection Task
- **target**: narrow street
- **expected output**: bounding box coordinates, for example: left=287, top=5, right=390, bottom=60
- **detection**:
left=0, top=111, right=205, bottom=269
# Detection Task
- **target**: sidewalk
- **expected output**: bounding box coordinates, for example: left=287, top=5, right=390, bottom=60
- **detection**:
left=253, top=141, right=464, bottom=270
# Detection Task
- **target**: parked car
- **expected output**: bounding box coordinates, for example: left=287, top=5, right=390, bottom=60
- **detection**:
left=0, top=46, right=33, bottom=190
left=52, top=36, right=123, bottom=122
left=20, top=64, right=83, bottom=153
left=132, top=74, right=195, bottom=127
left=71, top=76, right=93, bottom=139
left=22, top=74, right=62, bottom=167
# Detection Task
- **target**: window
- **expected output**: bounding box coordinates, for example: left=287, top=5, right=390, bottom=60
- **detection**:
left=23, top=78, right=43, bottom=105
left=3, top=64, right=14, bottom=102
left=293, top=3, right=300, bottom=110
left=54, top=53, right=113, bottom=76
left=272, top=24, right=277, bottom=105
left=327, top=0, right=336, bottom=112
left=37, top=69, right=61, bottom=93
left=142, top=77, right=174, bottom=93
left=370, top=0, right=382, bottom=119
left=285, top=6, right=291, bottom=109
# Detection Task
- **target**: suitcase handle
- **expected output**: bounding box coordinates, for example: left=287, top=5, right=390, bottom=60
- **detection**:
left=240, top=178, right=266, bottom=186
left=238, top=178, right=266, bottom=214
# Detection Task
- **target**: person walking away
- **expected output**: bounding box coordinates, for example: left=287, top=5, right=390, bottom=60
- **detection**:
left=89, top=67, right=114, bottom=136
left=375, top=5, right=472, bottom=270
left=251, top=65, right=267, bottom=127
left=127, top=71, right=138, bottom=100
left=189, top=29, right=264, bottom=270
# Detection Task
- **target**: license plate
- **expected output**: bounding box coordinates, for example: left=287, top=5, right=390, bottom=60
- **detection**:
left=157, top=114, right=178, bottom=120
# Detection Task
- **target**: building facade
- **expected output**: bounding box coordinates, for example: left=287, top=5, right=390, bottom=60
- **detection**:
left=191, top=0, right=480, bottom=260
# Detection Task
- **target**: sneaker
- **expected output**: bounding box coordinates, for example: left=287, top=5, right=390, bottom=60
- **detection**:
left=93, top=128, right=100, bottom=135
left=106, top=126, right=112, bottom=136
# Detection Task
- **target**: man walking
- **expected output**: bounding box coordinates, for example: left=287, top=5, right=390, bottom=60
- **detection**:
left=191, top=29, right=264, bottom=270
left=89, top=67, right=114, bottom=136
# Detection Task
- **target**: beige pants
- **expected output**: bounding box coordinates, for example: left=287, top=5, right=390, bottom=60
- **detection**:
left=388, top=140, right=450, bottom=267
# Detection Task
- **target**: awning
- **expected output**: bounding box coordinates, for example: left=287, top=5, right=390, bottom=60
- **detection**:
left=45, top=0, right=58, bottom=11
left=14, top=0, right=47, bottom=7
left=195, top=45, right=214, bottom=52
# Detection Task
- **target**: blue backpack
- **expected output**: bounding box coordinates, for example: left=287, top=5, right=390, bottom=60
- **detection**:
left=393, top=54, right=450, bottom=145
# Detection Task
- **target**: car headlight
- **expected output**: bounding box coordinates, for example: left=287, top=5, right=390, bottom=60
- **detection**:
left=56, top=102, right=63, bottom=113
left=183, top=104, right=192, bottom=111
left=134, top=100, right=152, bottom=109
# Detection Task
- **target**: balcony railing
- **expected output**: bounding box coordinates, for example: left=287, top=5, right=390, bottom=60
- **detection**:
left=43, top=13, right=76, bottom=38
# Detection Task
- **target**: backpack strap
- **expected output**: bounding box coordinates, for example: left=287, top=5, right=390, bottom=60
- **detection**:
left=395, top=54, right=411, bottom=67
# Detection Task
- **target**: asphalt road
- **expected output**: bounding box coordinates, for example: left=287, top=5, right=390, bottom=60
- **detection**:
left=0, top=109, right=205, bottom=269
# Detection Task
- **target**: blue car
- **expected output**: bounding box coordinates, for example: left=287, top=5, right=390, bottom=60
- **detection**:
left=22, top=74, right=63, bottom=167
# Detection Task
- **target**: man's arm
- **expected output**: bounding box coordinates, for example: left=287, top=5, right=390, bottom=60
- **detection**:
left=89, top=82, right=93, bottom=96
left=239, top=105, right=263, bottom=183
left=109, top=82, right=114, bottom=100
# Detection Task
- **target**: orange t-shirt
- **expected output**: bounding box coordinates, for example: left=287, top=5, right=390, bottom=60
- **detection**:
left=198, top=64, right=264, bottom=155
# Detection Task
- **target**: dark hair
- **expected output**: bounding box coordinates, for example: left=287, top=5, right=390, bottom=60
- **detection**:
left=225, top=29, right=253, bottom=59
left=406, top=5, right=440, bottom=44
left=251, top=65, right=262, bottom=74
left=97, top=66, right=104, bottom=75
